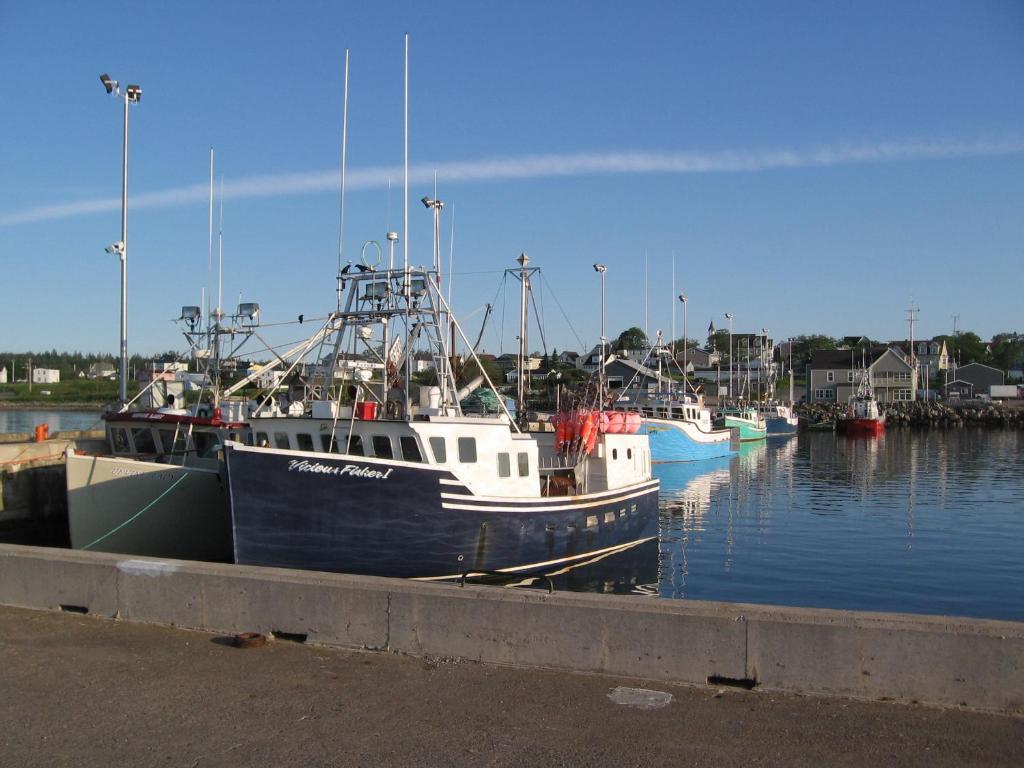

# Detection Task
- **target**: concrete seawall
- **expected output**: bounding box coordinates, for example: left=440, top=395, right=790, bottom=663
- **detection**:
left=1, top=543, right=1021, bottom=715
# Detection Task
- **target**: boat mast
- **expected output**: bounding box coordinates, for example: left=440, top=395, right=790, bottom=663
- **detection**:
left=402, top=33, right=411, bottom=417
left=516, top=253, right=530, bottom=419
left=337, top=48, right=350, bottom=313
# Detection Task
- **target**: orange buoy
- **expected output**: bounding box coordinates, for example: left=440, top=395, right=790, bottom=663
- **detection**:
left=624, top=412, right=642, bottom=434
left=34, top=424, right=49, bottom=442
left=606, top=411, right=625, bottom=434
left=579, top=411, right=597, bottom=454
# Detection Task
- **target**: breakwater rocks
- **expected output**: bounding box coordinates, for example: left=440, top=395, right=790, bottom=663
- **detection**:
left=795, top=401, right=1024, bottom=428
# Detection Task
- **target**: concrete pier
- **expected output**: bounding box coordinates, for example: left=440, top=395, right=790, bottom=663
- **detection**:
left=2, top=603, right=1022, bottom=767
left=1, top=543, right=1021, bottom=716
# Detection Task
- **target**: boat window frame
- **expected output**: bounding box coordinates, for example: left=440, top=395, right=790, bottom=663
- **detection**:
left=429, top=436, right=447, bottom=463
left=400, top=435, right=423, bottom=463
left=497, top=452, right=511, bottom=478
left=273, top=432, right=291, bottom=450
left=296, top=433, right=315, bottom=452
left=131, top=426, right=158, bottom=454
left=457, top=436, right=477, bottom=463
left=517, top=452, right=529, bottom=477
left=372, top=435, right=394, bottom=459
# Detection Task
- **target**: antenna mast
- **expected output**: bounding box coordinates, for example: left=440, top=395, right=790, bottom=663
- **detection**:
left=337, top=48, right=350, bottom=312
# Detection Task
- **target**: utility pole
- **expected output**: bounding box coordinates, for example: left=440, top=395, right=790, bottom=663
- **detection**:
left=906, top=303, right=919, bottom=395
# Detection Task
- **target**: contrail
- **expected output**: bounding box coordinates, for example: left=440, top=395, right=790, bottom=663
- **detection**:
left=3, top=137, right=1023, bottom=227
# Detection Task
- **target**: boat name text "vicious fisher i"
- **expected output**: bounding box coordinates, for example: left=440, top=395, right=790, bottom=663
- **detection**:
left=287, top=459, right=394, bottom=480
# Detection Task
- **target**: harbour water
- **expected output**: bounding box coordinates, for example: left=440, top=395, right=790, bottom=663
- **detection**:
left=0, top=409, right=102, bottom=435
left=547, top=429, right=1024, bottom=622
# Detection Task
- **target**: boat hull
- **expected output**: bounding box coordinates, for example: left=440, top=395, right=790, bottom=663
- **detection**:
left=66, top=452, right=231, bottom=562
left=715, top=415, right=767, bottom=442
left=641, top=417, right=737, bottom=463
left=765, top=415, right=799, bottom=436
left=836, top=417, right=885, bottom=436
left=223, top=443, right=660, bottom=579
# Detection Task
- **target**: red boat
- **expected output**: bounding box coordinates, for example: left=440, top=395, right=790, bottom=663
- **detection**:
left=836, top=373, right=886, bottom=437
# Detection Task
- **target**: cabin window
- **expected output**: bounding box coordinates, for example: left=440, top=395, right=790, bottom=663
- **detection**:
left=255, top=431, right=270, bottom=447
left=517, top=452, right=529, bottom=477
left=273, top=432, right=291, bottom=450
left=131, top=427, right=158, bottom=454
left=110, top=427, right=130, bottom=453
left=347, top=435, right=364, bottom=456
left=612, top=448, right=618, bottom=460
left=400, top=436, right=423, bottom=463
left=296, top=433, right=315, bottom=452
left=193, top=431, right=221, bottom=459
left=627, top=448, right=633, bottom=460
left=372, top=435, right=393, bottom=459
left=320, top=434, right=335, bottom=452
left=457, top=437, right=477, bottom=463
left=429, top=437, right=447, bottom=463
left=158, top=428, right=186, bottom=454
left=497, top=452, right=511, bottom=478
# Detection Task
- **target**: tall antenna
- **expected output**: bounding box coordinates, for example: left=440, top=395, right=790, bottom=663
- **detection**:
left=670, top=250, right=676, bottom=356
left=643, top=250, right=648, bottom=340
left=206, top=147, right=214, bottom=339
left=337, top=48, right=350, bottom=312
left=402, top=33, right=409, bottom=279
left=951, top=313, right=960, bottom=336
left=217, top=175, right=224, bottom=318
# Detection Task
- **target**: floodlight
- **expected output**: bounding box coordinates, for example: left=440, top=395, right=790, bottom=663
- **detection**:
left=105, top=241, right=125, bottom=255
left=238, top=302, right=260, bottom=319
left=421, top=197, right=433, bottom=208
left=409, top=277, right=428, bottom=297
left=678, top=293, right=687, bottom=302
left=100, top=73, right=115, bottom=94
left=180, top=306, right=201, bottom=321
left=125, top=84, right=141, bottom=103
left=593, top=263, right=606, bottom=273
left=386, top=231, right=399, bottom=242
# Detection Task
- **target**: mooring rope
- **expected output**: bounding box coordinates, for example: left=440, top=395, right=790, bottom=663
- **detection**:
left=81, top=471, right=191, bottom=550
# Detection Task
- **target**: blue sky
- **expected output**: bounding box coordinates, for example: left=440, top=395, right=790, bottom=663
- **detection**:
left=1, top=0, right=1022, bottom=359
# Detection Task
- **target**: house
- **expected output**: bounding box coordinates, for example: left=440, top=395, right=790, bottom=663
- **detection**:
left=946, top=362, right=1003, bottom=396
left=31, top=368, right=60, bottom=384
left=807, top=347, right=916, bottom=404
left=890, top=338, right=949, bottom=376
left=553, top=350, right=579, bottom=366
left=605, top=357, right=674, bottom=394
left=0, top=366, right=6, bottom=384
left=87, top=362, right=117, bottom=380
left=674, top=347, right=718, bottom=370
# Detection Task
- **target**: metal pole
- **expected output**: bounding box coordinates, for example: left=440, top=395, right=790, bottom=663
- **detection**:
left=119, top=91, right=129, bottom=405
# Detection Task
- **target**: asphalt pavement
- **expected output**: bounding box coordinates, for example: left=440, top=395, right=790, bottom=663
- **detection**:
left=1, top=605, right=1021, bottom=767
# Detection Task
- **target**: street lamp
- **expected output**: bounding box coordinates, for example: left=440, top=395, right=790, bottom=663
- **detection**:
left=594, top=264, right=608, bottom=410
left=100, top=73, right=141, bottom=406
left=724, top=312, right=734, bottom=400
left=678, top=293, right=688, bottom=391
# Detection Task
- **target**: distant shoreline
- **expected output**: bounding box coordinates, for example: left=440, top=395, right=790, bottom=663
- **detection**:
left=0, top=403, right=105, bottom=412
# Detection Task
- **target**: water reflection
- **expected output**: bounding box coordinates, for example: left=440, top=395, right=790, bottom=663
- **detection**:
left=524, top=430, right=1024, bottom=621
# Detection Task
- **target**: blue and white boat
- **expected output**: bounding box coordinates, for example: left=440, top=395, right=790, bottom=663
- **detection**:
left=621, top=391, right=737, bottom=463
left=223, top=252, right=659, bottom=580
left=756, top=402, right=799, bottom=436
left=614, top=337, right=737, bottom=463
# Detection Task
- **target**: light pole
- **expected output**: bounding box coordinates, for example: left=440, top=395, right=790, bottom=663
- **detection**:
left=724, top=312, right=734, bottom=400
left=594, top=264, right=607, bottom=411
left=100, top=73, right=141, bottom=407
left=678, top=293, right=688, bottom=391
left=760, top=327, right=769, bottom=401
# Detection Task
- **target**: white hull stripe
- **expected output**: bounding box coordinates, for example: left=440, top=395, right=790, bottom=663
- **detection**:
left=439, top=479, right=659, bottom=504
left=415, top=536, right=657, bottom=581
left=440, top=484, right=658, bottom=513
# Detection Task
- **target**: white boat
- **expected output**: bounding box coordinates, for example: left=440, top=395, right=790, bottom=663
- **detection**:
left=224, top=248, right=660, bottom=579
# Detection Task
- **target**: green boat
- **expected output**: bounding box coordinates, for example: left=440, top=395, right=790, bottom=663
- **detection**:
left=713, top=405, right=767, bottom=441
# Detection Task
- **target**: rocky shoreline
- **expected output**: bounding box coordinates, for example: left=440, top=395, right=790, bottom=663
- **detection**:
left=796, top=400, right=1024, bottom=428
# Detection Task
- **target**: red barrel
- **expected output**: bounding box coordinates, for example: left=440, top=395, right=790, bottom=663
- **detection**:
left=356, top=401, right=377, bottom=420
